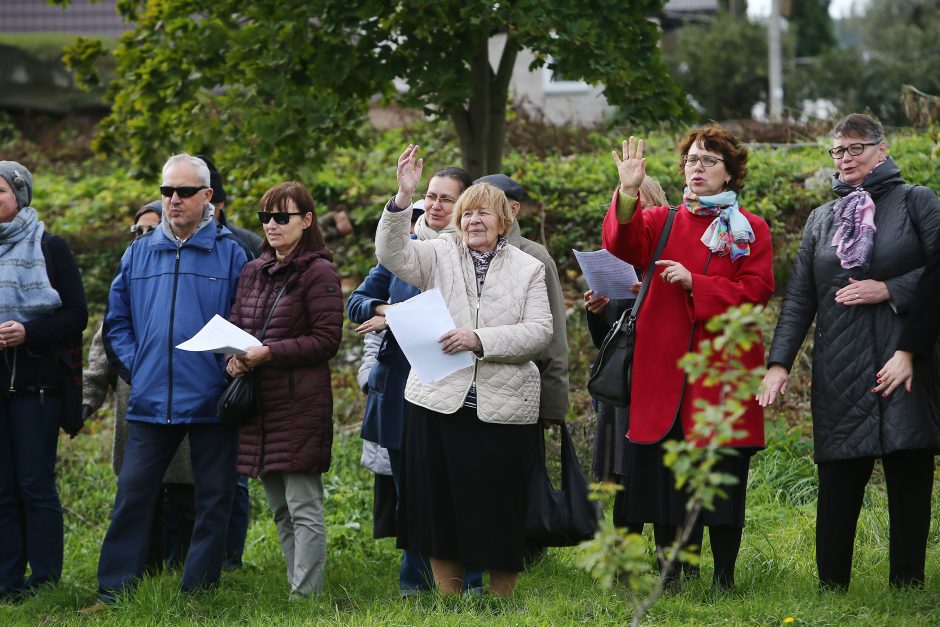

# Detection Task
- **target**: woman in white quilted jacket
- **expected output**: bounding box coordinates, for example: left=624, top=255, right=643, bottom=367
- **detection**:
left=375, top=144, right=553, bottom=596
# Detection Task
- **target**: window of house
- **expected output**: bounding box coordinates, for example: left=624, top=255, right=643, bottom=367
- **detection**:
left=542, top=58, right=592, bottom=95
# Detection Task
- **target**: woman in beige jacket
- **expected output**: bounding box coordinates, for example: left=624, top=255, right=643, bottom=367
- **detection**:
left=375, top=144, right=552, bottom=596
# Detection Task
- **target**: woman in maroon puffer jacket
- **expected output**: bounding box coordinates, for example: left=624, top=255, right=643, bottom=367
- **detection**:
left=226, top=181, right=343, bottom=597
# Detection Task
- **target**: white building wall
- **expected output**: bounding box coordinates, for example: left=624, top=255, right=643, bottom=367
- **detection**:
left=489, top=33, right=611, bottom=127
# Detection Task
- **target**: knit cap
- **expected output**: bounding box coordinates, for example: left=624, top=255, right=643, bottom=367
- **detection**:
left=0, top=161, right=33, bottom=209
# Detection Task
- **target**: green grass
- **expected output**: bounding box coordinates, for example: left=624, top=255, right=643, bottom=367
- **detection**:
left=2, top=412, right=940, bottom=625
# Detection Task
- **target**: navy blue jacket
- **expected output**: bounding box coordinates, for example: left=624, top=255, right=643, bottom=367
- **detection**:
left=346, top=260, right=419, bottom=450
left=104, top=221, right=248, bottom=424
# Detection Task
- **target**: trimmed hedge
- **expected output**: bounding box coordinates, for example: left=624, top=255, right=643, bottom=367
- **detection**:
left=27, top=123, right=940, bottom=311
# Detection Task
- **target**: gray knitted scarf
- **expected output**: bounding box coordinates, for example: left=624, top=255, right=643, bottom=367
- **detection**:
left=0, top=207, right=61, bottom=323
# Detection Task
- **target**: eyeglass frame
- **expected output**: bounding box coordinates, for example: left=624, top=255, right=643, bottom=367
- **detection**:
left=827, top=141, right=881, bottom=159
left=681, top=154, right=724, bottom=168
left=258, top=211, right=305, bottom=226
left=423, top=192, right=458, bottom=206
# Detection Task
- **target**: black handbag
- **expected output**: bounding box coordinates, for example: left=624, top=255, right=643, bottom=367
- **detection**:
left=525, top=423, right=601, bottom=547
left=587, top=207, right=678, bottom=407
left=217, top=284, right=287, bottom=426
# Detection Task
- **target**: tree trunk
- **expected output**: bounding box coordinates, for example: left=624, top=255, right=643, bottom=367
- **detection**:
left=449, top=34, right=518, bottom=179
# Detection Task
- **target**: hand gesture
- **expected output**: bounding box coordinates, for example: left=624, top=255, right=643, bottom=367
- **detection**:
left=0, top=321, right=26, bottom=349
left=873, top=350, right=914, bottom=396
left=757, top=364, right=789, bottom=407
left=226, top=356, right=250, bottom=379
left=834, top=278, right=890, bottom=306
left=611, top=136, right=646, bottom=198
left=655, top=260, right=692, bottom=291
left=395, top=144, right=424, bottom=207
left=438, top=328, right=482, bottom=355
left=355, top=315, right=388, bottom=335
left=583, top=289, right=610, bottom=315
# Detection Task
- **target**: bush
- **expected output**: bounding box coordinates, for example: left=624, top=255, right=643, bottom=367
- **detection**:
left=19, top=121, right=940, bottom=317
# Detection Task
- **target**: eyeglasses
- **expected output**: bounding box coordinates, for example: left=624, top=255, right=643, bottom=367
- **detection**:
left=130, top=224, right=158, bottom=236
left=258, top=211, right=304, bottom=226
left=159, top=185, right=207, bottom=198
left=682, top=154, right=724, bottom=168
left=828, top=142, right=880, bottom=159
left=423, top=193, right=457, bottom=206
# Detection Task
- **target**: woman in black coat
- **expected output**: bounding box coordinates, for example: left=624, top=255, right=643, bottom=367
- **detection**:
left=758, top=114, right=940, bottom=590
left=0, top=161, right=88, bottom=600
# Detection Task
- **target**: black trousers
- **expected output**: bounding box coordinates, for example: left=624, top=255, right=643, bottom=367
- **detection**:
left=652, top=523, right=741, bottom=588
left=816, top=451, right=935, bottom=590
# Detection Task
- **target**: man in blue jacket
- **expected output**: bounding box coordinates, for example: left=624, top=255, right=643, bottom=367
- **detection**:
left=95, top=153, right=249, bottom=601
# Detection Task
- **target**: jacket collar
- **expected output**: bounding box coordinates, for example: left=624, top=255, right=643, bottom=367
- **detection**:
left=831, top=157, right=905, bottom=201
left=507, top=220, right=523, bottom=247
left=260, top=245, right=334, bottom=276
left=148, top=217, right=221, bottom=251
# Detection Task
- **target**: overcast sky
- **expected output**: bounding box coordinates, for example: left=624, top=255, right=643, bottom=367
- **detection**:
left=748, top=0, right=870, bottom=19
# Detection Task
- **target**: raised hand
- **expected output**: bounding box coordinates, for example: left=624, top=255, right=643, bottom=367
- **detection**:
left=395, top=144, right=424, bottom=208
left=611, top=136, right=646, bottom=198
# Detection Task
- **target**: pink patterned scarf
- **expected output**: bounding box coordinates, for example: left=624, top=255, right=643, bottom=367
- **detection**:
left=830, top=189, right=877, bottom=271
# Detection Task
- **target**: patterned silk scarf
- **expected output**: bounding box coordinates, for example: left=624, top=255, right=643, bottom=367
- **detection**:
left=467, top=236, right=508, bottom=296
left=683, top=188, right=755, bottom=261
left=830, top=167, right=881, bottom=271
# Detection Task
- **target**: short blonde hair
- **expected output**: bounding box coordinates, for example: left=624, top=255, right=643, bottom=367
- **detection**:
left=451, top=183, right=513, bottom=237
left=640, top=176, right=668, bottom=207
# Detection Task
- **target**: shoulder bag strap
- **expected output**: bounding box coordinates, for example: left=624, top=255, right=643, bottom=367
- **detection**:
left=625, top=206, right=679, bottom=324
left=257, top=284, right=288, bottom=342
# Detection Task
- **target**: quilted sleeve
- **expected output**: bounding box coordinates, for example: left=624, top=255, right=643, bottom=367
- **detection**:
left=898, top=222, right=940, bottom=354
left=883, top=185, right=940, bottom=314
left=375, top=197, right=439, bottom=290
left=767, top=207, right=822, bottom=370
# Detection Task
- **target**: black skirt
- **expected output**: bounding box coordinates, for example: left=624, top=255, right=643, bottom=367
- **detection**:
left=613, top=418, right=756, bottom=529
left=397, top=402, right=539, bottom=572
left=372, top=473, right=397, bottom=539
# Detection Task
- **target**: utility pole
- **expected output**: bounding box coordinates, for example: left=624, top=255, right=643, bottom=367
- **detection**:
left=768, top=0, right=783, bottom=122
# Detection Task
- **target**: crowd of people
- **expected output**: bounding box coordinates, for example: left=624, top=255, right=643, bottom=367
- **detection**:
left=0, top=111, right=938, bottom=607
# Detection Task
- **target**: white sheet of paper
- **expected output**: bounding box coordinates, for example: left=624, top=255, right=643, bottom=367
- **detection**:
left=176, top=314, right=262, bottom=355
left=573, top=248, right=640, bottom=299
left=384, top=288, right=474, bottom=384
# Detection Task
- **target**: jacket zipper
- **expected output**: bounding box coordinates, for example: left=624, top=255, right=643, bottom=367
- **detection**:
left=468, top=293, right=481, bottom=399
left=258, top=284, right=276, bottom=476
left=166, top=246, right=182, bottom=423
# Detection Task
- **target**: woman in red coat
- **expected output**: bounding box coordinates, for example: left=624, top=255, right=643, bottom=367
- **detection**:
left=601, top=126, right=774, bottom=590
left=227, top=182, right=343, bottom=596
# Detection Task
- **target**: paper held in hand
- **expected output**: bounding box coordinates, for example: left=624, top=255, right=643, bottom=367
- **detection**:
left=176, top=314, right=262, bottom=355
left=384, top=288, right=474, bottom=384
left=573, top=248, right=640, bottom=299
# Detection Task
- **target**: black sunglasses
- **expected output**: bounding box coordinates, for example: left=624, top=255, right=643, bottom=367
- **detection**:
left=258, top=211, right=305, bottom=226
left=129, top=224, right=158, bottom=236
left=160, top=185, right=207, bottom=198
